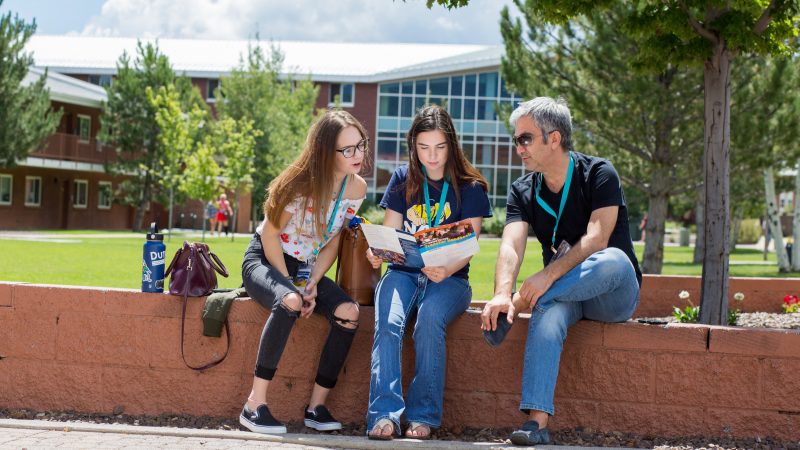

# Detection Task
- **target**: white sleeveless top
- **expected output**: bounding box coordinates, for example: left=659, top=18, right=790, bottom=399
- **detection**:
left=257, top=195, right=365, bottom=262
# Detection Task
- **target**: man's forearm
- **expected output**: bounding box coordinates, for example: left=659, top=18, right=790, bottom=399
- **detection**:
left=494, top=243, right=522, bottom=297
left=541, top=232, right=607, bottom=284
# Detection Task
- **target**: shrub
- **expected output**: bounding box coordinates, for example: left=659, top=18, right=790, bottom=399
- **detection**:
left=482, top=207, right=506, bottom=237
left=737, top=219, right=762, bottom=244
left=359, top=205, right=385, bottom=225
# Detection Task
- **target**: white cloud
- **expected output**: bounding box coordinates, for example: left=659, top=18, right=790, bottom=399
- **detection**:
left=79, top=0, right=516, bottom=44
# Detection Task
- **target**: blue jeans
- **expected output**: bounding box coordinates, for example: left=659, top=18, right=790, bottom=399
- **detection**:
left=367, top=269, right=472, bottom=432
left=521, top=247, right=640, bottom=416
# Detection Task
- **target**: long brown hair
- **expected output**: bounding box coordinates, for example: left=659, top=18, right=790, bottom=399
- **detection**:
left=264, top=110, right=368, bottom=238
left=404, top=105, right=488, bottom=206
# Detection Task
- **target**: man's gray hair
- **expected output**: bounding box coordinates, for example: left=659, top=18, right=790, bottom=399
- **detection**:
left=509, top=97, right=573, bottom=151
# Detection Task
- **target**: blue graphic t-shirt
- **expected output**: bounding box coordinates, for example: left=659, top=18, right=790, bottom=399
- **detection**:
left=379, top=165, right=492, bottom=279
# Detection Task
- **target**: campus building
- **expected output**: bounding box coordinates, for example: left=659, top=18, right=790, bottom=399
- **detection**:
left=2, top=35, right=522, bottom=230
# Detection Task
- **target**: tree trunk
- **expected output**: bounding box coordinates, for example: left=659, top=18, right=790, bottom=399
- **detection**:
left=693, top=183, right=705, bottom=264
left=642, top=192, right=668, bottom=274
left=699, top=41, right=731, bottom=326
left=765, top=167, right=790, bottom=271
left=167, top=187, right=174, bottom=242
left=132, top=173, right=152, bottom=232
left=793, top=161, right=800, bottom=271
left=230, top=192, right=239, bottom=242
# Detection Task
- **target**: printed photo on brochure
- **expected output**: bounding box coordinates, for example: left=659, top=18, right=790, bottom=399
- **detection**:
left=360, top=219, right=479, bottom=268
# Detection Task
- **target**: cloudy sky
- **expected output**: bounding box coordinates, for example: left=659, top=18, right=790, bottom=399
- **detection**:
left=1, top=0, right=518, bottom=45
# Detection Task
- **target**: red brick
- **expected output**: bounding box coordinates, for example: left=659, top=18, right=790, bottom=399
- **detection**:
left=5, top=358, right=103, bottom=412
left=550, top=398, right=600, bottom=430
left=446, top=338, right=524, bottom=394
left=0, top=283, right=13, bottom=307
left=442, top=390, right=498, bottom=428
left=276, top=315, right=328, bottom=378
left=337, top=330, right=373, bottom=384
left=101, top=366, right=242, bottom=417
left=598, top=402, right=708, bottom=437
left=0, top=307, right=12, bottom=356
left=54, top=312, right=148, bottom=367
left=170, top=316, right=246, bottom=374
left=102, top=289, right=177, bottom=317
left=14, top=284, right=105, bottom=315
left=556, top=348, right=654, bottom=403
left=655, top=353, right=760, bottom=408
left=760, top=359, right=800, bottom=412
left=8, top=308, right=58, bottom=360
left=604, top=321, right=708, bottom=352
left=565, top=320, right=604, bottom=347
left=325, top=379, right=369, bottom=424
left=710, top=326, right=800, bottom=358
left=261, top=375, right=314, bottom=421
left=704, top=407, right=793, bottom=440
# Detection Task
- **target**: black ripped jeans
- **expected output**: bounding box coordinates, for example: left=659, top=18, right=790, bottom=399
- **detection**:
left=242, top=234, right=358, bottom=389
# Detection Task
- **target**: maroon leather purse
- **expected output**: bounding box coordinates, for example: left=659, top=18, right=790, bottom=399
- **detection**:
left=165, top=241, right=230, bottom=371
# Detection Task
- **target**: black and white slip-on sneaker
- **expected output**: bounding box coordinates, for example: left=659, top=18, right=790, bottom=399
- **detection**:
left=239, top=404, right=287, bottom=434
left=304, top=404, right=342, bottom=431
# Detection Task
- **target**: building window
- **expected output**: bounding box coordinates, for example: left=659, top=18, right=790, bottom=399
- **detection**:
left=98, top=181, right=113, bottom=209
left=77, top=115, right=91, bottom=142
left=207, top=79, right=220, bottom=101
left=329, top=83, right=354, bottom=106
left=87, top=74, right=113, bottom=87
left=73, top=180, right=88, bottom=208
left=0, top=174, right=11, bottom=205
left=25, top=176, right=41, bottom=207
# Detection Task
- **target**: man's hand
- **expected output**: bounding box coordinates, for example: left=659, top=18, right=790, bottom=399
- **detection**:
left=481, top=294, right=516, bottom=331
left=421, top=266, right=448, bottom=283
left=518, top=271, right=554, bottom=310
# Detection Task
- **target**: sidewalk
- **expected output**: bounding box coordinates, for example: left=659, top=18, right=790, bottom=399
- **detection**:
left=0, top=419, right=637, bottom=450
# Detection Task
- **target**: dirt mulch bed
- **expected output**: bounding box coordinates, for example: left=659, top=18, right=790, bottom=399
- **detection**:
left=1, top=408, right=796, bottom=449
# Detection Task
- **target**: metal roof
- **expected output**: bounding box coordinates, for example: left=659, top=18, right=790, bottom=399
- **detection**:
left=27, top=35, right=503, bottom=82
left=23, top=66, right=107, bottom=108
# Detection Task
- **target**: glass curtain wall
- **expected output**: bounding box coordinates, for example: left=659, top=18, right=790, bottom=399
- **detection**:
left=374, top=71, right=524, bottom=207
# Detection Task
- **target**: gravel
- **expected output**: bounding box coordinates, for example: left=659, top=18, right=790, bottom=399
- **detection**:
left=637, top=312, right=800, bottom=329
left=1, top=409, right=797, bottom=449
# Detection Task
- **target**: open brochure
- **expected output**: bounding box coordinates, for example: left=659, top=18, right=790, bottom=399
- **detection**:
left=360, top=219, right=479, bottom=268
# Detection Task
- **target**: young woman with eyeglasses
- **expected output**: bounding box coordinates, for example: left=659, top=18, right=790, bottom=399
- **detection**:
left=365, top=105, right=492, bottom=440
left=240, top=110, right=369, bottom=434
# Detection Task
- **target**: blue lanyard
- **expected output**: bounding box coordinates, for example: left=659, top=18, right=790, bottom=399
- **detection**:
left=422, top=167, right=449, bottom=228
left=310, top=175, right=348, bottom=259
left=535, top=152, right=574, bottom=249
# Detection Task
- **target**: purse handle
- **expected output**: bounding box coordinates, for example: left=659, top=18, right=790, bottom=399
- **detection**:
left=179, top=289, right=231, bottom=371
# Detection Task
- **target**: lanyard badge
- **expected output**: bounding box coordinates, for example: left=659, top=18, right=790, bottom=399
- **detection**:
left=422, top=166, right=449, bottom=229
left=535, top=152, right=574, bottom=259
left=294, top=175, right=348, bottom=287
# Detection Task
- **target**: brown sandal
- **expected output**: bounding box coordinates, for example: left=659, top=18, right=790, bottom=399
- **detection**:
left=368, top=418, right=395, bottom=440
left=405, top=422, right=431, bottom=440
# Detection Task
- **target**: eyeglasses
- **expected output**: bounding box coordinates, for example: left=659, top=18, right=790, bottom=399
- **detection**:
left=512, top=131, right=553, bottom=148
left=336, top=138, right=368, bottom=158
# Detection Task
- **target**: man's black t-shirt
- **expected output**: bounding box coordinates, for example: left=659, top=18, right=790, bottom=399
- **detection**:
left=505, top=151, right=642, bottom=286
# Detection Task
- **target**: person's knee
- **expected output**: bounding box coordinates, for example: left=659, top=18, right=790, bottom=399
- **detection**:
left=333, top=302, right=359, bottom=330
left=280, top=293, right=303, bottom=312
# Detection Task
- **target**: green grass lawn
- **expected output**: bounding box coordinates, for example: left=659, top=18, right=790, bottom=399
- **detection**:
left=0, top=233, right=796, bottom=299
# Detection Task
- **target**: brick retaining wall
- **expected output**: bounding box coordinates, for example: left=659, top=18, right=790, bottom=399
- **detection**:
left=1, top=282, right=798, bottom=440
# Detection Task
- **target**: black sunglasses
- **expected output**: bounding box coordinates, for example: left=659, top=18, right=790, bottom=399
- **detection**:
left=512, top=131, right=552, bottom=147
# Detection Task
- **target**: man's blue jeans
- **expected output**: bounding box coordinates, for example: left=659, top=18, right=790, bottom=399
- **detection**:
left=520, top=247, right=640, bottom=416
left=367, top=269, right=472, bottom=433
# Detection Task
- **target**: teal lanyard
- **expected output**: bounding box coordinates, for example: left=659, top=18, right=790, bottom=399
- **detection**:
left=310, top=175, right=348, bottom=259
left=535, top=152, right=574, bottom=249
left=422, top=167, right=449, bottom=228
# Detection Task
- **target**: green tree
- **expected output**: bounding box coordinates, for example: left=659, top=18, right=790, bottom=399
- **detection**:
left=210, top=117, right=262, bottom=241
left=433, top=0, right=800, bottom=325
left=0, top=3, right=61, bottom=167
left=500, top=5, right=704, bottom=274
left=215, top=42, right=318, bottom=227
left=149, top=84, right=208, bottom=240
left=101, top=41, right=176, bottom=232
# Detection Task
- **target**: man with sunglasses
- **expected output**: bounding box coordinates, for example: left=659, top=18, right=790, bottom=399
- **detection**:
left=480, top=97, right=642, bottom=446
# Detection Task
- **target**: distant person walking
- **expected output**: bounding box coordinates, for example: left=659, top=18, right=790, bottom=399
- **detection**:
left=216, top=193, right=233, bottom=237
left=206, top=200, right=218, bottom=232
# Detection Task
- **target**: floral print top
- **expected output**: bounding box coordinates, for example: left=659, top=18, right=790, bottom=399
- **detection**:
left=257, top=195, right=365, bottom=262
